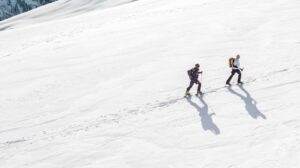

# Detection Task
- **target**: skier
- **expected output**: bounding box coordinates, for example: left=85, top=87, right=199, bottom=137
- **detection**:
left=226, top=54, right=243, bottom=86
left=185, top=63, right=203, bottom=96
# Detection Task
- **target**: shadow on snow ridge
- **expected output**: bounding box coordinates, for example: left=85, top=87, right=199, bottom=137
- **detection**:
left=227, top=85, right=267, bottom=119
left=185, top=96, right=221, bottom=135
left=0, top=0, right=140, bottom=31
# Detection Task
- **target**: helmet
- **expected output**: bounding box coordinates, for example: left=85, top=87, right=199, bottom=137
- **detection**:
left=195, top=64, right=200, bottom=68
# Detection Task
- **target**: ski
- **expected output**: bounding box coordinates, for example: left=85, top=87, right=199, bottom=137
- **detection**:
left=184, top=93, right=204, bottom=98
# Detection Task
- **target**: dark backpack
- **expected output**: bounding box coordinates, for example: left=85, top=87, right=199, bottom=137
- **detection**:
left=187, top=69, right=193, bottom=80
left=187, top=69, right=192, bottom=76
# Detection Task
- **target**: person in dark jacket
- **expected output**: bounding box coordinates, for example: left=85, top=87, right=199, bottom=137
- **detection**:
left=186, top=63, right=203, bottom=96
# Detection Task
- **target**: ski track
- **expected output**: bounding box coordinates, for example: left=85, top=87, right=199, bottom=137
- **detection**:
left=0, top=68, right=293, bottom=147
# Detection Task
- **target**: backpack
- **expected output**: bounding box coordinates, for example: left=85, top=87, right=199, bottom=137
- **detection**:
left=187, top=69, right=192, bottom=76
left=229, top=57, right=234, bottom=68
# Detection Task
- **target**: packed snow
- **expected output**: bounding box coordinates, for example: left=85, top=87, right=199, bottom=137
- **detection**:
left=0, top=0, right=300, bottom=167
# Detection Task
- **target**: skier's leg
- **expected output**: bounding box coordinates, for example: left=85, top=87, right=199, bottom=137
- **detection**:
left=186, top=80, right=194, bottom=92
left=226, top=70, right=235, bottom=84
left=237, top=70, right=242, bottom=83
left=197, top=80, right=202, bottom=93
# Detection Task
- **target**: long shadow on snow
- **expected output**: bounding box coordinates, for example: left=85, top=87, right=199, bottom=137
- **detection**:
left=185, top=96, right=220, bottom=135
left=227, top=85, right=266, bottom=119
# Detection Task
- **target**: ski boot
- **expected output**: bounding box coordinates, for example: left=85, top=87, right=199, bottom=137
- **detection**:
left=185, top=91, right=191, bottom=97
left=195, top=91, right=203, bottom=97
left=225, top=82, right=231, bottom=86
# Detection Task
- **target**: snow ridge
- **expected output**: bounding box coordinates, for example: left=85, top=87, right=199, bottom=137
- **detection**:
left=0, top=0, right=56, bottom=21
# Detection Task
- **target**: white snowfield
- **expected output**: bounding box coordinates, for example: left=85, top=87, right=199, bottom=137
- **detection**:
left=0, top=0, right=300, bottom=167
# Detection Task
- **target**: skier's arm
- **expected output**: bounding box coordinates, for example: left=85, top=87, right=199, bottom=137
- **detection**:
left=237, top=63, right=244, bottom=71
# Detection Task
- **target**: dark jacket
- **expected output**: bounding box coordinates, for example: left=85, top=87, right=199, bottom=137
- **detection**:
left=188, top=67, right=200, bottom=81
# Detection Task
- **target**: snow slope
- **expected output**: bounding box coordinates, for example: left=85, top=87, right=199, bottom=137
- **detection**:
left=0, top=0, right=300, bottom=167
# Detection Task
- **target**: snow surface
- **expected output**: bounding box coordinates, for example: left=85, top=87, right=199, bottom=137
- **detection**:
left=0, top=0, right=300, bottom=167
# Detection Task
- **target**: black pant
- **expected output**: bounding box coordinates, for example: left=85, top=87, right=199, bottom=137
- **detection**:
left=226, top=69, right=242, bottom=84
left=187, top=80, right=201, bottom=92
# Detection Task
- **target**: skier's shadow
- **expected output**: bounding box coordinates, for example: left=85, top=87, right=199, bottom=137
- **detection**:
left=186, top=96, right=220, bottom=135
left=227, top=85, right=266, bottom=119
